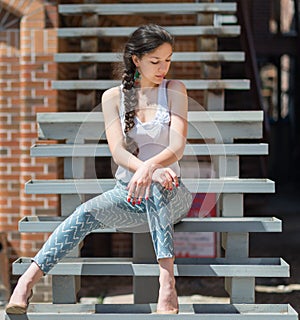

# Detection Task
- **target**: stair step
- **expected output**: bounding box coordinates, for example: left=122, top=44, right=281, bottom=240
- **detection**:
left=30, top=143, right=268, bottom=157
left=51, top=79, right=250, bottom=91
left=59, top=3, right=237, bottom=15
left=36, top=111, right=263, bottom=141
left=18, top=217, right=282, bottom=233
left=6, top=303, right=296, bottom=319
left=37, top=110, right=263, bottom=124
left=13, top=257, right=289, bottom=277
left=218, top=15, right=238, bottom=25
left=54, top=51, right=245, bottom=63
left=57, top=26, right=240, bottom=38
left=25, top=178, right=275, bottom=194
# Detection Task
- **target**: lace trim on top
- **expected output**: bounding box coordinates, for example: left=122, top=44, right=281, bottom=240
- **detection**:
left=119, top=79, right=170, bottom=134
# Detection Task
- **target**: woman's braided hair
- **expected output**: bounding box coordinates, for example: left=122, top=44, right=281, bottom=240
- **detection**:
left=122, top=24, right=174, bottom=155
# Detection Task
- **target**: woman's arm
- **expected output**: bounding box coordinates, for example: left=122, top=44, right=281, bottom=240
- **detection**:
left=102, top=87, right=143, bottom=172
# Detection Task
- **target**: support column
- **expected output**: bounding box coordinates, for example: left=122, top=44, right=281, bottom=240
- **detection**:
left=53, top=2, right=99, bottom=304
left=52, top=144, right=85, bottom=304
left=225, top=277, right=255, bottom=303
left=133, top=234, right=158, bottom=303
left=197, top=4, right=224, bottom=111
left=77, top=3, right=98, bottom=111
left=219, top=154, right=254, bottom=303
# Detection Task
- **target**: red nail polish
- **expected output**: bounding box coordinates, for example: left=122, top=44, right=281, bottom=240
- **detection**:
left=127, top=198, right=131, bottom=202
left=137, top=200, right=141, bottom=205
left=145, top=197, right=149, bottom=201
left=132, top=201, right=136, bottom=206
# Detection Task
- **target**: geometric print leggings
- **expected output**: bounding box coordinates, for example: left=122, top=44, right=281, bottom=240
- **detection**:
left=34, top=179, right=193, bottom=274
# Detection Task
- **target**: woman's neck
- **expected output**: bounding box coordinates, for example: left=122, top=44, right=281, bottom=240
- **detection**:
left=140, top=78, right=159, bottom=90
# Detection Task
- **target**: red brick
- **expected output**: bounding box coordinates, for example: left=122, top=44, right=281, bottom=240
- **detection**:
left=1, top=140, right=19, bottom=147
left=0, top=207, right=20, bottom=213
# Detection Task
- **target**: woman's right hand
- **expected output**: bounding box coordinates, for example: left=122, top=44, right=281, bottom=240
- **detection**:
left=152, top=167, right=179, bottom=190
left=126, top=162, right=159, bottom=204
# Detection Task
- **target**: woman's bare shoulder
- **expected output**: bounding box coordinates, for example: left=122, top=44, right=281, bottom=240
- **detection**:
left=102, top=86, right=120, bottom=106
left=167, top=79, right=187, bottom=94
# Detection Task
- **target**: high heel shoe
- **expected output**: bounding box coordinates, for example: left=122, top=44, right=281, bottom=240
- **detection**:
left=5, top=289, right=33, bottom=314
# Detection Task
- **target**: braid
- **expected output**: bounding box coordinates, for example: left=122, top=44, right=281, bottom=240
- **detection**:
left=121, top=59, right=139, bottom=156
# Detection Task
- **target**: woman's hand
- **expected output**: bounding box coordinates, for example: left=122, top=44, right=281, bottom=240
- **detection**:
left=127, top=164, right=179, bottom=205
left=152, top=167, right=179, bottom=190
left=126, top=163, right=159, bottom=204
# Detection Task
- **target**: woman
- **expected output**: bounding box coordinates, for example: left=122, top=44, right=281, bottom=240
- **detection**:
left=6, top=24, right=193, bottom=315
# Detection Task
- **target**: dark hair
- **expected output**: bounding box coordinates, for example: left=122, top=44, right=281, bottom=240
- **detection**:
left=122, top=24, right=174, bottom=155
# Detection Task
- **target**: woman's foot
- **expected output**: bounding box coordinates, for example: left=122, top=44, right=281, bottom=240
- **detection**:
left=5, top=282, right=33, bottom=314
left=157, top=279, right=179, bottom=314
left=5, top=262, right=43, bottom=314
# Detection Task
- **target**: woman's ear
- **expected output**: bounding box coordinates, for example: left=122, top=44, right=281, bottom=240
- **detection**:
left=132, top=55, right=140, bottom=67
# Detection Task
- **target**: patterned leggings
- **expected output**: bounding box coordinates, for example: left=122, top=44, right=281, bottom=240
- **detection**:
left=34, top=180, right=193, bottom=274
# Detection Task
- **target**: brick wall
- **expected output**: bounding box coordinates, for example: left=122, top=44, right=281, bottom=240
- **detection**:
left=0, top=0, right=59, bottom=300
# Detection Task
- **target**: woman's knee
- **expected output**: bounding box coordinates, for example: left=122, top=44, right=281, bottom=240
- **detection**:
left=71, top=205, right=104, bottom=230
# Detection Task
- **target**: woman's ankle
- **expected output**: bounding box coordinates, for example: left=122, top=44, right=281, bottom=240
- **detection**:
left=157, top=257, right=178, bottom=310
left=17, top=262, right=43, bottom=290
left=159, top=274, right=175, bottom=289
left=157, top=285, right=178, bottom=311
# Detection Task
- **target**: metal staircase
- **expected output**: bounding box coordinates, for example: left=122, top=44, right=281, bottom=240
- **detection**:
left=5, top=1, right=298, bottom=319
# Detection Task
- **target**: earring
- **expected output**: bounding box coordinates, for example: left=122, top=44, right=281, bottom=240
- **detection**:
left=134, top=69, right=140, bottom=87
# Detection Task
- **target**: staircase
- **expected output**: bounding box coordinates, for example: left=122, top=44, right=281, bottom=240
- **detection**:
left=6, top=1, right=298, bottom=319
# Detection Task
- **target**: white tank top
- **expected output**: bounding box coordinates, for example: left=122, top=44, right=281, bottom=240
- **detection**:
left=115, top=79, right=180, bottom=182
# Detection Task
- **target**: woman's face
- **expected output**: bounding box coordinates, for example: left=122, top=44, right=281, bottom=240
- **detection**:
left=133, top=42, right=173, bottom=87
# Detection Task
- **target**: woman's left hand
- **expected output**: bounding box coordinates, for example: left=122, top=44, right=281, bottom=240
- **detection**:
left=152, top=167, right=179, bottom=190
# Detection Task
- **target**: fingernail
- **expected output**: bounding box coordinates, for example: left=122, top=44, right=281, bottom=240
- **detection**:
left=137, top=200, right=141, bottom=205
left=132, top=201, right=136, bottom=206
left=145, top=197, right=149, bottom=201
left=176, top=183, right=179, bottom=187
left=127, top=197, right=131, bottom=202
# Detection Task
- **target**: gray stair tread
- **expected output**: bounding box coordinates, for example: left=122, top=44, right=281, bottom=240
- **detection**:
left=59, top=3, right=237, bottom=15
left=36, top=111, right=263, bottom=141
left=25, top=178, right=275, bottom=194
left=30, top=143, right=268, bottom=157
left=37, top=111, right=263, bottom=123
left=9, top=303, right=297, bottom=319
left=54, top=51, right=245, bottom=63
left=57, top=26, right=240, bottom=38
left=52, top=79, right=250, bottom=90
left=13, top=257, right=289, bottom=277
left=18, top=216, right=282, bottom=233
